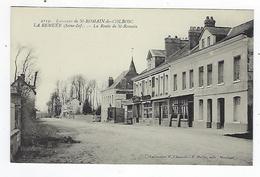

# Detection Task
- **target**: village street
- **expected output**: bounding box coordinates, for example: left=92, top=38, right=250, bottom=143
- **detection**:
left=18, top=117, right=252, bottom=165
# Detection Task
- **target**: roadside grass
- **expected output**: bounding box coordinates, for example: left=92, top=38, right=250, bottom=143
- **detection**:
left=14, top=119, right=80, bottom=163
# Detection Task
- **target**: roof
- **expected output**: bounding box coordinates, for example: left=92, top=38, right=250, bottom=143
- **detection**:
left=11, top=76, right=36, bottom=95
left=147, top=49, right=166, bottom=59
left=103, top=59, right=138, bottom=91
left=150, top=49, right=166, bottom=57
left=223, top=20, right=253, bottom=41
left=206, top=26, right=231, bottom=36
left=107, top=70, right=128, bottom=89
left=197, top=26, right=231, bottom=42
left=169, top=19, right=253, bottom=63
left=129, top=58, right=137, bottom=73
left=133, top=20, right=253, bottom=82
left=132, top=63, right=169, bottom=81
left=168, top=43, right=191, bottom=62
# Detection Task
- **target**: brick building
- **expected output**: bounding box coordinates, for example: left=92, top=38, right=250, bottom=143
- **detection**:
left=101, top=59, right=138, bottom=122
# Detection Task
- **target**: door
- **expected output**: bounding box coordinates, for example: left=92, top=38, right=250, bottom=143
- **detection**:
left=188, top=100, right=194, bottom=127
left=159, top=103, right=162, bottom=125
left=207, top=99, right=212, bottom=128
left=136, top=104, right=140, bottom=123
left=218, top=98, right=225, bottom=128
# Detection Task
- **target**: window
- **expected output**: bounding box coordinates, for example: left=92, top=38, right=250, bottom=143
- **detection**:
left=149, top=80, right=152, bottom=95
left=234, top=55, right=241, bottom=81
left=218, top=61, right=224, bottom=84
left=233, top=96, right=241, bottom=122
left=158, top=76, right=160, bottom=95
left=142, top=80, right=145, bottom=95
left=152, top=77, right=155, bottom=87
left=199, top=66, right=204, bottom=87
left=202, top=39, right=205, bottom=48
left=161, top=76, right=164, bottom=95
left=135, top=83, right=138, bottom=96
left=199, top=99, right=203, bottom=120
left=207, top=64, right=213, bottom=86
left=182, top=72, right=186, bottom=90
left=173, top=74, right=177, bottom=91
left=207, top=36, right=210, bottom=46
left=133, top=83, right=136, bottom=95
left=152, top=78, right=155, bottom=97
left=139, top=82, right=142, bottom=96
left=165, top=75, right=168, bottom=94
left=145, top=81, right=148, bottom=95
left=156, top=78, right=158, bottom=96
left=189, top=69, right=194, bottom=88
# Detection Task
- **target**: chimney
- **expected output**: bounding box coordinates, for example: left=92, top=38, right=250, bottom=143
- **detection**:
left=20, top=74, right=25, bottom=81
left=33, top=71, right=38, bottom=87
left=108, top=77, right=114, bottom=87
left=188, top=26, right=203, bottom=50
left=164, top=35, right=182, bottom=58
left=204, top=16, right=216, bottom=27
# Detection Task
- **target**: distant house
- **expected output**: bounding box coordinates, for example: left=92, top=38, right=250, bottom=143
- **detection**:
left=101, top=59, right=138, bottom=122
left=10, top=73, right=37, bottom=160
left=69, top=98, right=83, bottom=114
left=60, top=98, right=83, bottom=117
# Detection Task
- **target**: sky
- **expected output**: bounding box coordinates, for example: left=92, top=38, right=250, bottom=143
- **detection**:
left=10, top=7, right=253, bottom=111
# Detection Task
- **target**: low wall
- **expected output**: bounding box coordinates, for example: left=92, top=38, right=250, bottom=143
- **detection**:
left=193, top=120, right=248, bottom=132
left=171, top=119, right=189, bottom=128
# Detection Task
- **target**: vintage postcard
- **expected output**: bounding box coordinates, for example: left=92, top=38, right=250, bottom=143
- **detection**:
left=10, top=6, right=254, bottom=166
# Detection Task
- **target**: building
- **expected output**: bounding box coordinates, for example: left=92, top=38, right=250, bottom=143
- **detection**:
left=131, top=49, right=171, bottom=125
left=60, top=98, right=83, bottom=117
left=131, top=17, right=253, bottom=132
left=168, top=17, right=253, bottom=132
left=10, top=73, right=37, bottom=160
left=101, top=59, right=138, bottom=122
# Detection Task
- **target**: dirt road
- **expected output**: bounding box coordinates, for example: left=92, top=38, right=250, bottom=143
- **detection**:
left=17, top=117, right=252, bottom=165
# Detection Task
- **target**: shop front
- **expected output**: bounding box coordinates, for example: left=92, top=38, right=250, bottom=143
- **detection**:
left=170, top=94, right=194, bottom=127
left=152, top=98, right=170, bottom=126
left=131, top=95, right=154, bottom=125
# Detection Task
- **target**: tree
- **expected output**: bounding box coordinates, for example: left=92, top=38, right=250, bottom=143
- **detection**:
left=70, top=74, right=86, bottom=103
left=47, top=91, right=62, bottom=117
left=82, top=98, right=92, bottom=115
left=13, top=46, right=39, bottom=84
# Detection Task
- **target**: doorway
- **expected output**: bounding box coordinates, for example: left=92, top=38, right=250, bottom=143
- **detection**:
left=207, top=99, right=212, bottom=128
left=135, top=104, right=140, bottom=123
left=159, top=103, right=162, bottom=125
left=188, top=100, right=194, bottom=127
left=217, top=98, right=225, bottom=129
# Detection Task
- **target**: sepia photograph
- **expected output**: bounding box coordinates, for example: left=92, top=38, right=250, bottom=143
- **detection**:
left=9, top=7, right=254, bottom=166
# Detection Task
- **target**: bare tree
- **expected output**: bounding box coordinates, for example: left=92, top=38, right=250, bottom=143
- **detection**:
left=70, top=74, right=86, bottom=102
left=14, top=46, right=25, bottom=81
left=48, top=75, right=101, bottom=115
left=13, top=46, right=39, bottom=84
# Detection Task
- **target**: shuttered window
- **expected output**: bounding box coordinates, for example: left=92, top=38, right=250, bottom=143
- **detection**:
left=234, top=55, right=241, bottom=81
left=218, top=61, right=224, bottom=84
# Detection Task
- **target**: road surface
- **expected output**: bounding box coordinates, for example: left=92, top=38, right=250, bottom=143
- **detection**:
left=18, top=117, right=252, bottom=165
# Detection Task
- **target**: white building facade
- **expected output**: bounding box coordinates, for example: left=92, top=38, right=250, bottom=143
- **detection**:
left=131, top=17, right=253, bottom=132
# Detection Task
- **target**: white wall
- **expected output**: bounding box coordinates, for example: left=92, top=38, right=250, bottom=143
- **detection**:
left=169, top=35, right=250, bottom=126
